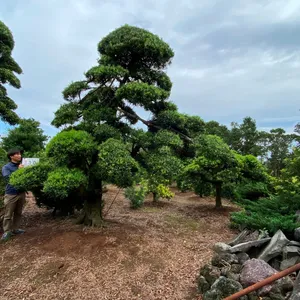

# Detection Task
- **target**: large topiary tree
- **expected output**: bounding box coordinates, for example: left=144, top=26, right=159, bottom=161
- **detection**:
left=0, top=20, right=22, bottom=125
left=10, top=25, right=183, bottom=224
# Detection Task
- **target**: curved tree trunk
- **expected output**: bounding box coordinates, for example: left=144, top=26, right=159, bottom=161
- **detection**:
left=215, top=182, right=222, bottom=208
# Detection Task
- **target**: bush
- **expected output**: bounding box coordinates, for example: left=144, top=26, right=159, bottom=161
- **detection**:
left=230, top=194, right=300, bottom=235
left=124, top=184, right=148, bottom=209
left=234, top=181, right=270, bottom=201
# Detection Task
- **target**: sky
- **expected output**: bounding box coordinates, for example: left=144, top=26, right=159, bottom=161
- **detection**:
left=1, top=0, right=300, bottom=136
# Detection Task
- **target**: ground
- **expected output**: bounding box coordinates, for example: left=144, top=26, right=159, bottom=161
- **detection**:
left=0, top=187, right=239, bottom=300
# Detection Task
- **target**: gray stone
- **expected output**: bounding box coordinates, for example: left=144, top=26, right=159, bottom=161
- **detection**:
left=247, top=291, right=258, bottom=300
left=289, top=272, right=300, bottom=300
left=230, top=238, right=271, bottom=253
left=197, top=276, right=210, bottom=294
left=280, top=256, right=300, bottom=270
left=237, top=252, right=250, bottom=265
left=268, top=293, right=284, bottom=300
left=295, top=210, right=300, bottom=223
left=294, top=228, right=300, bottom=242
left=258, top=230, right=290, bottom=262
left=289, top=240, right=300, bottom=247
left=203, top=276, right=247, bottom=300
left=213, top=242, right=232, bottom=253
left=228, top=229, right=252, bottom=246
left=200, top=264, right=221, bottom=285
left=230, top=263, right=243, bottom=274
left=211, top=252, right=239, bottom=268
left=282, top=245, right=300, bottom=259
left=226, top=271, right=240, bottom=282
left=276, top=276, right=294, bottom=293
left=240, top=259, right=277, bottom=296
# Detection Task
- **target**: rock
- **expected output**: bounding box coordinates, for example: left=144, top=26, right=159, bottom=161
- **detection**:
left=226, top=271, right=240, bottom=282
left=197, top=276, right=210, bottom=294
left=211, top=252, right=239, bottom=268
left=228, top=229, right=252, bottom=246
left=295, top=210, right=300, bottom=223
left=203, top=276, right=247, bottom=300
left=289, top=271, right=300, bottom=300
left=282, top=245, right=300, bottom=260
left=276, top=276, right=294, bottom=293
left=268, top=293, right=284, bottom=300
left=280, top=256, right=300, bottom=270
left=230, top=263, right=243, bottom=274
left=230, top=238, right=271, bottom=253
left=288, top=240, right=300, bottom=247
left=240, top=259, right=277, bottom=296
left=213, top=242, right=232, bottom=253
left=247, top=291, right=258, bottom=300
left=200, top=264, right=221, bottom=285
left=236, top=252, right=250, bottom=265
left=269, top=257, right=282, bottom=271
left=294, top=227, right=300, bottom=242
left=258, top=230, right=290, bottom=262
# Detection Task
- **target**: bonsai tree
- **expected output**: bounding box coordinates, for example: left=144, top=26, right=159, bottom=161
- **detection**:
left=183, top=135, right=241, bottom=208
left=10, top=129, right=139, bottom=225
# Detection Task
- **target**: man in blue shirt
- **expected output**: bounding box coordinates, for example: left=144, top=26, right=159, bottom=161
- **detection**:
left=1, top=148, right=25, bottom=242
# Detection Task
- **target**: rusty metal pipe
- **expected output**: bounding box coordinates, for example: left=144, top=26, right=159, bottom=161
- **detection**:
left=223, top=262, right=300, bottom=300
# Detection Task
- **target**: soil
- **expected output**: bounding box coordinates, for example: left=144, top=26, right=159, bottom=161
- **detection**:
left=0, top=187, right=239, bottom=300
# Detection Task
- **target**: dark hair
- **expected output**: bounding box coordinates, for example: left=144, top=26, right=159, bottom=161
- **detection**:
left=7, top=148, right=24, bottom=160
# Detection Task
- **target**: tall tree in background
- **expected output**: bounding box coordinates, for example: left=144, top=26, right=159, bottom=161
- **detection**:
left=0, top=21, right=22, bottom=125
left=265, top=128, right=295, bottom=177
left=229, top=117, right=263, bottom=157
left=1, top=118, right=48, bottom=156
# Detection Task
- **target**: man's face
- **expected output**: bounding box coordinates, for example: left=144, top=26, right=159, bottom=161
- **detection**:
left=10, top=152, right=22, bottom=163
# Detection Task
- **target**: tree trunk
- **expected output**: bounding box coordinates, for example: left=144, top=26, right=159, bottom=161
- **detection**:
left=77, top=186, right=104, bottom=227
left=153, top=192, right=159, bottom=202
left=215, top=183, right=222, bottom=208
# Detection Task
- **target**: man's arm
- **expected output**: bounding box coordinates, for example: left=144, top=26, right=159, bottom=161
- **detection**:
left=2, top=165, right=11, bottom=183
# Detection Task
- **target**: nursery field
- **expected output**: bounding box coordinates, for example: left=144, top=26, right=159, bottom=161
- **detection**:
left=0, top=187, right=238, bottom=300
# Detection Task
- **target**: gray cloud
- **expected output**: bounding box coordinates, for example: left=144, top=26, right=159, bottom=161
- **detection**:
left=1, top=0, right=300, bottom=136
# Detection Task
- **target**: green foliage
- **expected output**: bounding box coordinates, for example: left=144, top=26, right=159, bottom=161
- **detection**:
left=124, top=183, right=148, bottom=209
left=234, top=181, right=270, bottom=201
left=229, top=117, right=264, bottom=157
left=1, top=118, right=48, bottom=156
left=46, top=129, right=97, bottom=168
left=97, top=138, right=139, bottom=188
left=43, top=168, right=87, bottom=199
left=230, top=195, right=300, bottom=235
left=183, top=135, right=242, bottom=207
left=0, top=21, right=22, bottom=125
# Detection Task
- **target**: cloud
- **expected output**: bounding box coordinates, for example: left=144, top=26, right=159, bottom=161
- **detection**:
left=1, top=0, right=299, bottom=136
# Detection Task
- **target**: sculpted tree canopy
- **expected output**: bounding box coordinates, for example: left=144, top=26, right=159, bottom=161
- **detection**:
left=183, top=135, right=241, bottom=208
left=0, top=20, right=22, bottom=125
left=52, top=25, right=175, bottom=138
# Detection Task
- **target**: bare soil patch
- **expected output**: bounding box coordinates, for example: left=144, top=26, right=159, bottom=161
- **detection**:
left=0, top=187, right=239, bottom=300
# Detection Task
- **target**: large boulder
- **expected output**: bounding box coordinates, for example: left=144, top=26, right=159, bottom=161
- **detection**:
left=203, top=276, right=247, bottom=300
left=280, top=256, right=300, bottom=270
left=258, top=230, right=290, bottom=262
left=240, top=259, right=277, bottom=296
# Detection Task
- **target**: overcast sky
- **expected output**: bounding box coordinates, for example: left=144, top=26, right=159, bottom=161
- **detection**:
left=1, top=0, right=300, bottom=136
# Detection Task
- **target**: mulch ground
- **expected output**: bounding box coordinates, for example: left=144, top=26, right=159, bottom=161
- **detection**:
left=0, top=187, right=239, bottom=300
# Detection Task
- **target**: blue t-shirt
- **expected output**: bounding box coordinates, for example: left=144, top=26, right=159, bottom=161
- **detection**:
left=2, top=162, right=20, bottom=195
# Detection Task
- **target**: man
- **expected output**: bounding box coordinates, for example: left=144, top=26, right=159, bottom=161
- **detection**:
left=1, top=148, right=26, bottom=242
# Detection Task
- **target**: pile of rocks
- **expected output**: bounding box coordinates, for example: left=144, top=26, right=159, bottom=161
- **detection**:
left=197, top=228, right=300, bottom=300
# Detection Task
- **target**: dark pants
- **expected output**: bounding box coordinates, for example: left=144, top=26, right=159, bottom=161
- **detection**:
left=3, top=193, right=26, bottom=233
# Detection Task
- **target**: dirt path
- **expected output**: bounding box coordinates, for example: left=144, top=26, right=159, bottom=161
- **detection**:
left=0, top=187, right=239, bottom=300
